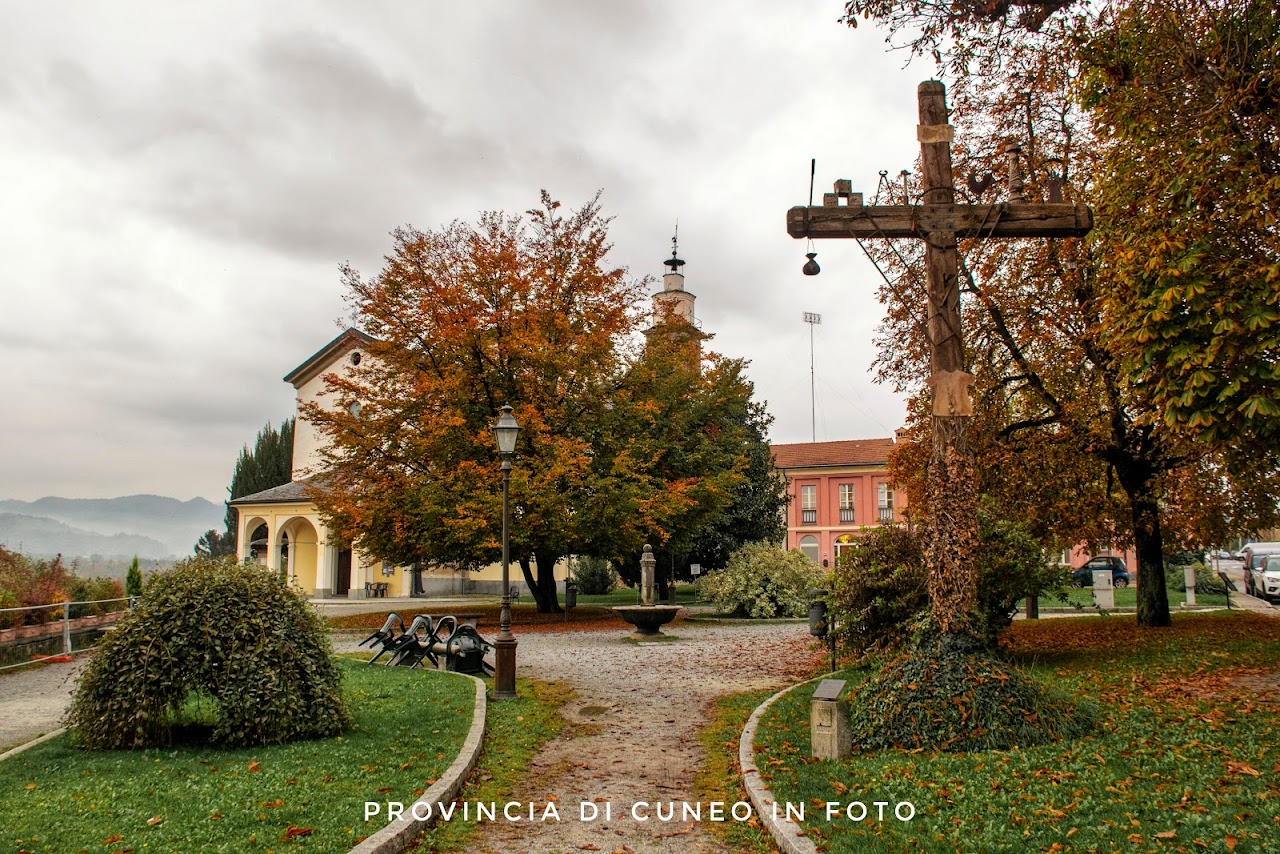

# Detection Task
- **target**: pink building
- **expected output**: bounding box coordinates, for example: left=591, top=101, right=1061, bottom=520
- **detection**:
left=771, top=438, right=907, bottom=566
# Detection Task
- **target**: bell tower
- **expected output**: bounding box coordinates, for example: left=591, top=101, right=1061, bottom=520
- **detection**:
left=643, top=229, right=705, bottom=360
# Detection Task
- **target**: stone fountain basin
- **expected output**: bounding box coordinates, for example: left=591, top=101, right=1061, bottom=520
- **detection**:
left=611, top=605, right=682, bottom=638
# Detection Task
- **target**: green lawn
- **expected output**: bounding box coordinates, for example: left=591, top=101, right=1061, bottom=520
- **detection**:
left=0, top=660, right=475, bottom=853
left=1036, top=586, right=1229, bottom=610
left=750, top=612, right=1280, bottom=853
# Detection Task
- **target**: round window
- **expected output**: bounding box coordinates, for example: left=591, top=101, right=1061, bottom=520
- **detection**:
left=350, top=351, right=362, bottom=366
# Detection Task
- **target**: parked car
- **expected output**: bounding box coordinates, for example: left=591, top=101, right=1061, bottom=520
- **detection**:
left=1251, top=555, right=1280, bottom=604
left=1072, top=555, right=1130, bottom=588
left=1241, top=543, right=1280, bottom=598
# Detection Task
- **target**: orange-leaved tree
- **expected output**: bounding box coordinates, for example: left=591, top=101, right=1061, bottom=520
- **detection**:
left=304, top=192, right=645, bottom=613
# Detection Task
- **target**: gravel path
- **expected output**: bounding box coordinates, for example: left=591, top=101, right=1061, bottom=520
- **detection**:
left=0, top=658, right=86, bottom=752
left=421, top=620, right=819, bottom=854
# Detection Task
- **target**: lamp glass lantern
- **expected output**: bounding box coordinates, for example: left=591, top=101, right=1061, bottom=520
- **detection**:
left=493, top=405, right=520, bottom=457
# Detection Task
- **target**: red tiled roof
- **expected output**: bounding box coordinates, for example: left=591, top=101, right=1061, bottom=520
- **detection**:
left=770, top=438, right=895, bottom=469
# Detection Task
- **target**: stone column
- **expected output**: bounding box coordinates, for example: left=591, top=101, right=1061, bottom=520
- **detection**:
left=640, top=544, right=656, bottom=606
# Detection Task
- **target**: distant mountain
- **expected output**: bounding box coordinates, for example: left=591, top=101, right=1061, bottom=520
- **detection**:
left=0, top=495, right=224, bottom=557
left=0, top=513, right=171, bottom=559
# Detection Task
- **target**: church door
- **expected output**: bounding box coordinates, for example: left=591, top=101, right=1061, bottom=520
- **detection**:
left=336, top=549, right=352, bottom=597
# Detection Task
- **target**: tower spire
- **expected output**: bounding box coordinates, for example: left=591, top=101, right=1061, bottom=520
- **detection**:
left=664, top=222, right=685, bottom=273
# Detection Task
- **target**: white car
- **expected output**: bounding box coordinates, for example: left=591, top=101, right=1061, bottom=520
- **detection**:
left=1252, top=555, right=1280, bottom=604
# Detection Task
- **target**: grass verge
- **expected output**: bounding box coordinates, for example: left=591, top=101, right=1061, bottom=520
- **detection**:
left=693, top=689, right=783, bottom=854
left=0, top=660, right=474, bottom=853
left=749, top=611, right=1280, bottom=853
left=410, top=678, right=573, bottom=851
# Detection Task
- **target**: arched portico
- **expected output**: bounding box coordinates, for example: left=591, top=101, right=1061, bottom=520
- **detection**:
left=279, top=516, right=321, bottom=593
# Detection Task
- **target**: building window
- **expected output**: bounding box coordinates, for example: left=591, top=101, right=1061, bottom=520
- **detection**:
left=800, top=485, right=817, bottom=525
left=878, top=483, right=894, bottom=524
left=799, top=535, right=820, bottom=563
left=838, top=484, right=856, bottom=523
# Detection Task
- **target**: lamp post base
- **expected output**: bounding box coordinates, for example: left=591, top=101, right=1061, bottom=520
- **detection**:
left=493, top=635, right=518, bottom=699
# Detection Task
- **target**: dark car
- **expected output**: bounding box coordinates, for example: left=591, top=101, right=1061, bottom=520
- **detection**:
left=1071, top=555, right=1130, bottom=588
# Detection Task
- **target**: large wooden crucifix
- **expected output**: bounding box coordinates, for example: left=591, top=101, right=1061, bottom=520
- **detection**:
left=787, top=80, right=1093, bottom=635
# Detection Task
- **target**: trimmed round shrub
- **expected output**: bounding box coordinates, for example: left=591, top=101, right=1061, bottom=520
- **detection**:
left=848, top=632, right=1096, bottom=753
left=65, top=556, right=350, bottom=750
left=694, top=541, right=824, bottom=618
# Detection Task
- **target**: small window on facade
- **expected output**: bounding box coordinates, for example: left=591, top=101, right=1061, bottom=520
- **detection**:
left=349, top=401, right=362, bottom=418
left=350, top=351, right=362, bottom=366
left=839, top=484, right=856, bottom=523
left=800, top=485, right=817, bottom=524
left=799, top=535, right=820, bottom=563
left=877, top=483, right=894, bottom=523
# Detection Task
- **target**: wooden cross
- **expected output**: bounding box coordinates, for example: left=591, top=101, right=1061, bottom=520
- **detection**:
left=786, top=80, right=1093, bottom=634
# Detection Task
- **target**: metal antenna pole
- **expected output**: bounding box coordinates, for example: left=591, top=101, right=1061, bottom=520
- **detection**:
left=803, top=312, right=822, bottom=442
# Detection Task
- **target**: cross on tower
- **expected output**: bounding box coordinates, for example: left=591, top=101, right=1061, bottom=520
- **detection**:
left=786, top=80, right=1093, bottom=634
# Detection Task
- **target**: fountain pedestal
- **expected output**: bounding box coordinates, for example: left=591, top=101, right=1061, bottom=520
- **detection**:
left=611, top=543, right=681, bottom=639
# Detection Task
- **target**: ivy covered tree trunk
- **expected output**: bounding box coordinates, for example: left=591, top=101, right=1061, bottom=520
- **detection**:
left=926, top=415, right=980, bottom=634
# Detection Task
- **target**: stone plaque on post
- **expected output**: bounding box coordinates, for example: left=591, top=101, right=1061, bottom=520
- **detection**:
left=1092, top=569, right=1115, bottom=611
left=1183, top=565, right=1197, bottom=607
left=811, top=678, right=851, bottom=760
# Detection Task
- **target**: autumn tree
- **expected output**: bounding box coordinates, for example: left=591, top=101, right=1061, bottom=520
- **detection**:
left=305, top=193, right=644, bottom=613
left=842, top=0, right=1280, bottom=627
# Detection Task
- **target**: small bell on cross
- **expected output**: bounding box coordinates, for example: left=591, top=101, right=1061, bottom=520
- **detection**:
left=802, top=252, right=820, bottom=276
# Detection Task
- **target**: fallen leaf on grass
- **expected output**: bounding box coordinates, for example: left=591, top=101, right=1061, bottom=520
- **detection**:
left=103, top=835, right=123, bottom=845
left=146, top=816, right=162, bottom=827
left=261, top=799, right=284, bottom=808
left=1226, top=762, right=1261, bottom=777
left=1155, top=830, right=1176, bottom=839
left=248, top=761, right=262, bottom=773
left=282, top=826, right=314, bottom=839
left=1225, top=834, right=1239, bottom=851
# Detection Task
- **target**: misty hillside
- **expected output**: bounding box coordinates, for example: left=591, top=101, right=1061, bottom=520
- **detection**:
left=0, top=495, right=225, bottom=557
left=0, top=513, right=171, bottom=559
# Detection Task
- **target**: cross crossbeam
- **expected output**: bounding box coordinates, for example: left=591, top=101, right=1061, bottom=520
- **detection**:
left=785, top=202, right=1092, bottom=240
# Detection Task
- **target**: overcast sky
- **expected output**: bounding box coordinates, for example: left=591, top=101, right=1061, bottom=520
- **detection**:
left=0, top=1, right=931, bottom=503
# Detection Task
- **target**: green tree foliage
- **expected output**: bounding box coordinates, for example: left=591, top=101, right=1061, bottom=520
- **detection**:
left=570, top=555, right=617, bottom=595
left=125, top=555, right=142, bottom=598
left=193, top=529, right=236, bottom=559
left=65, top=556, right=349, bottom=750
left=694, top=541, right=825, bottom=618
left=222, top=418, right=295, bottom=536
left=585, top=330, right=786, bottom=591
left=839, top=0, right=1280, bottom=627
left=1083, top=0, right=1280, bottom=446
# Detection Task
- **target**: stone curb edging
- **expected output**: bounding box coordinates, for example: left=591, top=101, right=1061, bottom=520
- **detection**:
left=739, top=682, right=819, bottom=854
left=0, top=728, right=66, bottom=763
left=348, top=673, right=488, bottom=854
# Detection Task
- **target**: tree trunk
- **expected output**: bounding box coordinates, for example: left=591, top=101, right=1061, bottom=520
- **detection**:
left=1132, top=496, right=1171, bottom=627
left=926, top=415, right=980, bottom=634
left=533, top=551, right=562, bottom=614
left=1113, top=456, right=1171, bottom=628
left=518, top=555, right=541, bottom=610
